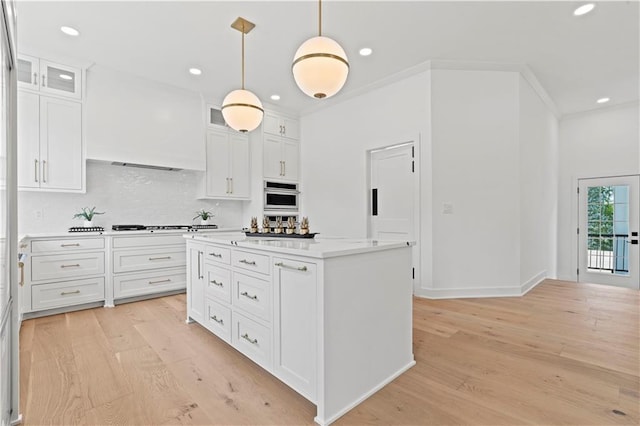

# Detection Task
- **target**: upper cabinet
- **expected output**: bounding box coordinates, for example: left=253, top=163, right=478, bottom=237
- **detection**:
left=263, top=112, right=299, bottom=182
left=17, top=54, right=82, bottom=100
left=17, top=91, right=83, bottom=191
left=203, top=128, right=250, bottom=199
left=263, top=112, right=299, bottom=140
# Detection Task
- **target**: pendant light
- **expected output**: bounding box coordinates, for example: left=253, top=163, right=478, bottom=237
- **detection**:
left=221, top=17, right=264, bottom=133
left=292, top=0, right=349, bottom=99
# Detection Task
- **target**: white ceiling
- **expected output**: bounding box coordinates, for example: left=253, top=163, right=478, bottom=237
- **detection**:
left=17, top=1, right=640, bottom=116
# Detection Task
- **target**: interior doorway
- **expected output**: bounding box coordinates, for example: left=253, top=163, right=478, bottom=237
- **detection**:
left=367, top=141, right=420, bottom=289
left=577, top=175, right=639, bottom=289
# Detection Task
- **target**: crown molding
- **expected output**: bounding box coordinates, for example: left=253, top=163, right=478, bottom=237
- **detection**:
left=560, top=100, right=640, bottom=121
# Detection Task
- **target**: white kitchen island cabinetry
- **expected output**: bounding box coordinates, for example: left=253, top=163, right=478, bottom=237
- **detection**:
left=185, top=235, right=415, bottom=425
left=203, top=128, right=250, bottom=199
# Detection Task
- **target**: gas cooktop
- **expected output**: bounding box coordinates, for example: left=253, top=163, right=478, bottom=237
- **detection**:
left=111, top=224, right=218, bottom=232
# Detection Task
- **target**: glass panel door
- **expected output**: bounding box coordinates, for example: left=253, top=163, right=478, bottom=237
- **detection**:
left=579, top=176, right=639, bottom=289
left=16, top=54, right=38, bottom=89
left=40, top=60, right=81, bottom=99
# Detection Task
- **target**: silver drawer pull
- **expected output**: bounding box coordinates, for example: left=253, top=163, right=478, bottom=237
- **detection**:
left=275, top=262, right=308, bottom=272
left=210, top=315, right=224, bottom=325
left=60, top=290, right=80, bottom=296
left=209, top=252, right=223, bottom=258
left=239, top=259, right=256, bottom=266
left=240, top=291, right=258, bottom=301
left=60, top=264, right=80, bottom=268
left=241, top=333, right=258, bottom=345
left=210, top=280, right=224, bottom=287
left=149, top=256, right=171, bottom=261
left=60, top=243, right=81, bottom=247
left=149, top=278, right=171, bottom=285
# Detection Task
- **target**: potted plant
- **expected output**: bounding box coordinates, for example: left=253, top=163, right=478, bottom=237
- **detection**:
left=73, top=206, right=105, bottom=228
left=300, top=217, right=310, bottom=235
left=274, top=216, right=284, bottom=234
left=249, top=216, right=258, bottom=233
left=193, top=209, right=214, bottom=225
left=286, top=217, right=296, bottom=235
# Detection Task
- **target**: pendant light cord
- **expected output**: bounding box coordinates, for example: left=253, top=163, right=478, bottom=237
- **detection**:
left=241, top=24, right=245, bottom=89
left=318, top=0, right=322, bottom=36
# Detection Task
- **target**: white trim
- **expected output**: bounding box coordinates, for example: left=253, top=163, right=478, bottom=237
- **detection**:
left=10, top=414, right=22, bottom=426
left=519, top=65, right=560, bottom=118
left=561, top=100, right=639, bottom=122
left=314, top=359, right=416, bottom=426
left=521, top=270, right=547, bottom=295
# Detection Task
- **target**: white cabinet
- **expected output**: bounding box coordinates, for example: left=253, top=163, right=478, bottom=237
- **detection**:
left=204, top=128, right=250, bottom=199
left=187, top=242, right=206, bottom=323
left=17, top=90, right=83, bottom=191
left=17, top=54, right=82, bottom=99
left=263, top=112, right=299, bottom=181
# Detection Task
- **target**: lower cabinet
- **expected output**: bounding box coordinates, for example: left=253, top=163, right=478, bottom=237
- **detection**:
left=31, top=277, right=105, bottom=311
left=186, top=240, right=317, bottom=403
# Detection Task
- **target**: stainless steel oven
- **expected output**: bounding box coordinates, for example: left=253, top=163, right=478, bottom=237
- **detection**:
left=264, top=181, right=299, bottom=211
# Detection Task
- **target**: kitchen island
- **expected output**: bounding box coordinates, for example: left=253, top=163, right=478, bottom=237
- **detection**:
left=185, top=233, right=415, bottom=425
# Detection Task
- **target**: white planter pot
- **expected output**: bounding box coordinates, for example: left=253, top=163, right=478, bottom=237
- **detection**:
left=83, top=220, right=94, bottom=228
left=200, top=219, right=210, bottom=225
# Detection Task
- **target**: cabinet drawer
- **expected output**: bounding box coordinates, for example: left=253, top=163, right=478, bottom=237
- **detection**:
left=113, top=247, right=186, bottom=273
left=113, top=268, right=186, bottom=299
left=205, top=264, right=231, bottom=304
left=31, top=252, right=105, bottom=282
left=204, top=298, right=231, bottom=343
left=112, top=235, right=185, bottom=248
left=232, top=272, right=271, bottom=322
left=31, top=277, right=105, bottom=311
left=232, top=250, right=270, bottom=276
left=232, top=311, right=271, bottom=370
left=203, top=245, right=231, bottom=265
left=31, top=237, right=104, bottom=253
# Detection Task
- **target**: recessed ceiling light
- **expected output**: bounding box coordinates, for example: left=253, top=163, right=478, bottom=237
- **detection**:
left=596, top=97, right=610, bottom=104
left=359, top=47, right=373, bottom=57
left=270, top=95, right=280, bottom=101
left=60, top=26, right=80, bottom=36
left=189, top=68, right=202, bottom=75
left=59, top=74, right=72, bottom=80
left=573, top=3, right=595, bottom=16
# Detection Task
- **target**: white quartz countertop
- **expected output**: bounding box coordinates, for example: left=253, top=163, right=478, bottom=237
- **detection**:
left=19, top=228, right=242, bottom=242
left=184, top=232, right=414, bottom=259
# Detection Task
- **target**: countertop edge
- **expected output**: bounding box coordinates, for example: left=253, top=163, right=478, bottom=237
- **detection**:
left=19, top=228, right=243, bottom=242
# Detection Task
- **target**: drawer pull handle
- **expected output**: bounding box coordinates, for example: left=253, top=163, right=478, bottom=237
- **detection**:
left=240, top=291, right=258, bottom=301
left=239, top=259, right=256, bottom=266
left=149, top=278, right=172, bottom=285
left=60, top=264, right=80, bottom=268
left=209, top=252, right=223, bottom=258
left=241, top=333, right=258, bottom=345
left=60, top=243, right=81, bottom=247
left=275, top=262, right=308, bottom=272
left=149, top=256, right=172, bottom=261
left=60, top=290, right=80, bottom=296
left=210, top=280, right=224, bottom=287
left=210, top=315, right=224, bottom=325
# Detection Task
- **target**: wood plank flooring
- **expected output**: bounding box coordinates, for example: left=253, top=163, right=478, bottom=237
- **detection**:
left=20, top=279, right=639, bottom=425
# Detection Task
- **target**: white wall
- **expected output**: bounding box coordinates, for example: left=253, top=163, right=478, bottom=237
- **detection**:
left=17, top=160, right=243, bottom=235
left=85, top=65, right=206, bottom=170
left=557, top=103, right=640, bottom=280
left=518, top=75, right=559, bottom=287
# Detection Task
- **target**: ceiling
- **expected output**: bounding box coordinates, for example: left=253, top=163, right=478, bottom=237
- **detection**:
left=16, top=1, right=639, bottom=117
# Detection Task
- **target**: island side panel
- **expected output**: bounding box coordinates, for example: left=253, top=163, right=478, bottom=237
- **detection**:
left=316, top=246, right=415, bottom=425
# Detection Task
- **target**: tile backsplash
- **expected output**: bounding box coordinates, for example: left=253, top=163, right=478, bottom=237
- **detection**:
left=18, top=160, right=244, bottom=235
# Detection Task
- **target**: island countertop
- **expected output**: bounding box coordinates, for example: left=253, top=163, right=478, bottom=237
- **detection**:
left=183, top=232, right=414, bottom=259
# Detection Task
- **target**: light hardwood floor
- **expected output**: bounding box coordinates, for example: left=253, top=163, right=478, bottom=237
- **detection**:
left=20, top=279, right=639, bottom=425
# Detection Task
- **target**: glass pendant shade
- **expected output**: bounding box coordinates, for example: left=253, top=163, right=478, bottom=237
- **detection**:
left=221, top=89, right=264, bottom=133
left=292, top=36, right=349, bottom=99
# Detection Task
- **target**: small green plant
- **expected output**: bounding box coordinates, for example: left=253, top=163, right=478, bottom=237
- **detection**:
left=193, top=209, right=214, bottom=221
left=72, top=206, right=105, bottom=221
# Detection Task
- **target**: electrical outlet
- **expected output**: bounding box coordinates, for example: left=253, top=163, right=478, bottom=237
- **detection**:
left=443, top=203, right=454, bottom=215
left=34, top=209, right=43, bottom=220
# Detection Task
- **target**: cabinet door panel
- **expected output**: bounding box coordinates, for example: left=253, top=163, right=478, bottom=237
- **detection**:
left=40, top=60, right=81, bottom=99
left=39, top=97, right=82, bottom=190
left=17, top=91, right=40, bottom=188
left=17, top=54, right=39, bottom=89
left=282, top=140, right=299, bottom=181
left=281, top=117, right=299, bottom=140
left=205, top=130, right=230, bottom=197
left=273, top=257, right=317, bottom=401
left=187, top=245, right=205, bottom=322
left=229, top=133, right=250, bottom=198
left=262, top=112, right=281, bottom=136
left=263, top=136, right=282, bottom=179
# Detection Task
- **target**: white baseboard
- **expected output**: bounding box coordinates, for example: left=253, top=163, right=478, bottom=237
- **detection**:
left=415, top=270, right=547, bottom=299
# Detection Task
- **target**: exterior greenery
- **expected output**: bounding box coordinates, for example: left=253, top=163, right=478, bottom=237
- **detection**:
left=587, top=186, right=614, bottom=251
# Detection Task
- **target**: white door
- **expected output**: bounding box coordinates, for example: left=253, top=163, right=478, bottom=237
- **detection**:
left=263, top=136, right=282, bottom=179
left=17, top=90, right=39, bottom=188
left=578, top=176, right=639, bottom=289
left=205, top=130, right=230, bottom=197
left=229, top=133, right=250, bottom=198
left=282, top=139, right=299, bottom=181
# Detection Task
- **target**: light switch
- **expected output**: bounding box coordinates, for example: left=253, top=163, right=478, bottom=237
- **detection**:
left=443, top=203, right=454, bottom=215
